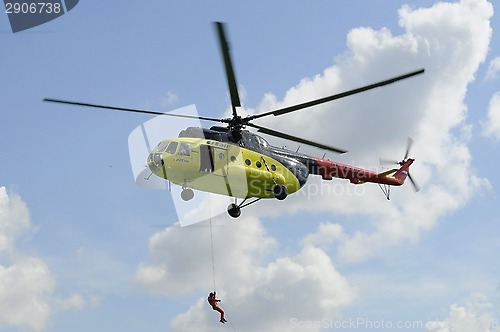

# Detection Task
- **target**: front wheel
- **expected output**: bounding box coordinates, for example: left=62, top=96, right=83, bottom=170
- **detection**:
left=181, top=188, right=194, bottom=201
left=227, top=203, right=241, bottom=218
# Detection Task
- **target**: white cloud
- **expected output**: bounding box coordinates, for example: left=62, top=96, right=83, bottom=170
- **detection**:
left=243, top=0, right=492, bottom=262
left=302, top=222, right=344, bottom=248
left=0, top=187, right=55, bottom=331
left=0, top=186, right=32, bottom=252
left=0, top=258, right=54, bottom=331
left=161, top=90, right=179, bottom=106
left=486, top=56, right=500, bottom=80
left=136, top=216, right=355, bottom=331
left=136, top=215, right=276, bottom=295
left=56, top=293, right=86, bottom=310
left=426, top=292, right=500, bottom=332
left=171, top=245, right=354, bottom=332
left=0, top=187, right=97, bottom=331
left=482, top=92, right=500, bottom=140
left=55, top=293, right=101, bottom=311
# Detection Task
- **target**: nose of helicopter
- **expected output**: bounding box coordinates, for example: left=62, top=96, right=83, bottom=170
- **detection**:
left=147, top=152, right=164, bottom=173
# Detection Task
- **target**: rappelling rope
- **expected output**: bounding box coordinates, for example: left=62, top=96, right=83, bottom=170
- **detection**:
left=208, top=195, right=237, bottom=331
left=208, top=194, right=216, bottom=292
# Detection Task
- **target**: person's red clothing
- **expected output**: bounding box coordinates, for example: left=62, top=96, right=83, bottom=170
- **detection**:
left=208, top=294, right=226, bottom=322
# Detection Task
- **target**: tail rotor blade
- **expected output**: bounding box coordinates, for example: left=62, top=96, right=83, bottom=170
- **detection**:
left=379, top=158, right=400, bottom=165
left=408, top=173, right=420, bottom=192
left=404, top=137, right=414, bottom=160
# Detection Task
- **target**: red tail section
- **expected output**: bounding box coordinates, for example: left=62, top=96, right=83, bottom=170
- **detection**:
left=392, top=159, right=414, bottom=185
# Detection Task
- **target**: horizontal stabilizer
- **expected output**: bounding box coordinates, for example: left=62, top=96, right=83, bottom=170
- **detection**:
left=356, top=168, right=397, bottom=184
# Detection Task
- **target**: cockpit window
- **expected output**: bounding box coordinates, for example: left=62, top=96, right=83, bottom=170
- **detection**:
left=177, top=142, right=191, bottom=156
left=166, top=141, right=178, bottom=154
left=153, top=141, right=168, bottom=153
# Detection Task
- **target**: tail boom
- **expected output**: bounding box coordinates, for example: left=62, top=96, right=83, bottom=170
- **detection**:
left=312, top=157, right=414, bottom=186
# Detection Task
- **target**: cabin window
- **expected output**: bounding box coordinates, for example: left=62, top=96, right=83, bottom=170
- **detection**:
left=256, top=161, right=262, bottom=168
left=271, top=164, right=277, bottom=171
left=177, top=142, right=191, bottom=156
left=245, top=159, right=251, bottom=166
left=230, top=155, right=237, bottom=162
left=166, top=141, right=178, bottom=154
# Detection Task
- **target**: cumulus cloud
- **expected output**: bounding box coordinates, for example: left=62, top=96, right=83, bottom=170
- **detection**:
left=482, top=92, right=500, bottom=140
left=171, top=245, right=354, bottom=332
left=0, top=257, right=54, bottom=331
left=136, top=216, right=355, bottom=331
left=136, top=215, right=276, bottom=295
left=0, top=186, right=32, bottom=252
left=0, top=187, right=94, bottom=331
left=0, top=187, right=54, bottom=331
left=302, top=222, right=344, bottom=248
left=242, top=0, right=492, bottom=262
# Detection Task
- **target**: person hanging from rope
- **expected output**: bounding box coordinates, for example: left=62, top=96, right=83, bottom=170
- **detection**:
left=208, top=292, right=227, bottom=323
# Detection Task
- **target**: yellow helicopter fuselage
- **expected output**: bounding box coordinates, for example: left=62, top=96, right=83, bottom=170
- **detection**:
left=147, top=137, right=301, bottom=199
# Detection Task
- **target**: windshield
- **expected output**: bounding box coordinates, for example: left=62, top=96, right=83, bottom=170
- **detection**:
left=153, top=141, right=169, bottom=153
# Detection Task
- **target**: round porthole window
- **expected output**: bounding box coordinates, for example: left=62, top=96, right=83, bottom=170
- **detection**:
left=271, top=164, right=277, bottom=171
left=245, top=159, right=251, bottom=166
left=256, top=161, right=262, bottom=168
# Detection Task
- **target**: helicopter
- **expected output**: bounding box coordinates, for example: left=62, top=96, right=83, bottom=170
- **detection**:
left=44, top=22, right=424, bottom=218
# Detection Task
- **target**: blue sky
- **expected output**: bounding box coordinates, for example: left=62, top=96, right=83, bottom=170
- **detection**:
left=1, top=1, right=500, bottom=331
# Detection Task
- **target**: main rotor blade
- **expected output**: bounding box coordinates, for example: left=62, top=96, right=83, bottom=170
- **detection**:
left=247, top=123, right=347, bottom=154
left=43, top=98, right=225, bottom=122
left=215, top=22, right=241, bottom=118
left=248, top=68, right=425, bottom=121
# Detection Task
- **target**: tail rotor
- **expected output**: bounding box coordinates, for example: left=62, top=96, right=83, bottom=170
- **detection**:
left=407, top=172, right=420, bottom=192
left=380, top=137, right=420, bottom=192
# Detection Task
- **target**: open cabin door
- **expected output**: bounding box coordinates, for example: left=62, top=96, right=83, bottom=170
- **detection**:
left=199, top=144, right=228, bottom=176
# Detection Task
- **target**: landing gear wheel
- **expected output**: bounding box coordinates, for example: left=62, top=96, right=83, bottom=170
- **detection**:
left=227, top=203, right=241, bottom=218
left=273, top=184, right=288, bottom=200
left=181, top=188, right=194, bottom=201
